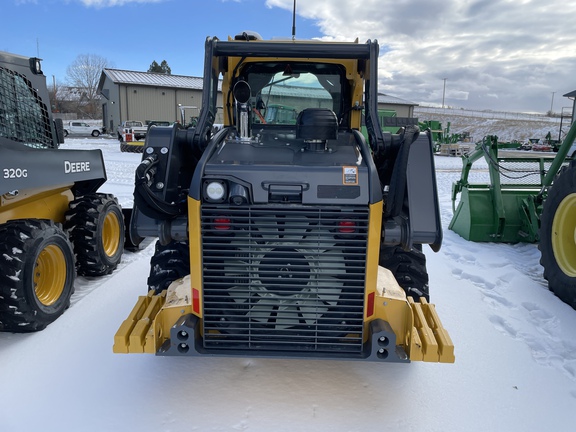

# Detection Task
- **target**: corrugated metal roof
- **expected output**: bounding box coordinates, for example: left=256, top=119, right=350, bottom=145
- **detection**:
left=377, top=93, right=417, bottom=106
left=102, top=68, right=205, bottom=90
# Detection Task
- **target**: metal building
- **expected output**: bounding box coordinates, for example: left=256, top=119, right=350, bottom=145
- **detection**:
left=377, top=93, right=416, bottom=117
left=563, top=90, right=576, bottom=124
left=97, top=69, right=222, bottom=134
left=97, top=68, right=415, bottom=134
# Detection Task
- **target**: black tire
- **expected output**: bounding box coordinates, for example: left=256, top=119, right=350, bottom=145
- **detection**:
left=379, top=244, right=430, bottom=301
left=148, top=240, right=190, bottom=294
left=120, top=142, right=143, bottom=153
left=65, top=193, right=125, bottom=277
left=91, top=130, right=100, bottom=137
left=539, top=161, right=576, bottom=309
left=0, top=220, right=75, bottom=332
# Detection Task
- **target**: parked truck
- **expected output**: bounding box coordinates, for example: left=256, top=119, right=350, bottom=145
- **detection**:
left=63, top=121, right=103, bottom=138
left=117, top=120, right=147, bottom=141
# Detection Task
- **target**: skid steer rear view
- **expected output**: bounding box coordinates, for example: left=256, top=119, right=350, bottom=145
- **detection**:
left=0, top=51, right=125, bottom=332
left=114, top=33, right=454, bottom=363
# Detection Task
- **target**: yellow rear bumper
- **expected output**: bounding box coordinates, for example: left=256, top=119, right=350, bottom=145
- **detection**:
left=114, top=268, right=454, bottom=363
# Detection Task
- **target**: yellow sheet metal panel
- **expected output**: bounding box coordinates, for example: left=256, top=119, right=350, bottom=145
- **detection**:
left=187, top=198, right=204, bottom=318
left=1, top=185, right=73, bottom=224
left=152, top=276, right=193, bottom=353
left=364, top=201, right=383, bottom=322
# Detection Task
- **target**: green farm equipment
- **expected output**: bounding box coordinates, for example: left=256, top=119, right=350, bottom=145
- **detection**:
left=419, top=120, right=443, bottom=151
left=449, top=120, right=576, bottom=308
left=417, top=121, right=471, bottom=154
left=361, top=109, right=418, bottom=140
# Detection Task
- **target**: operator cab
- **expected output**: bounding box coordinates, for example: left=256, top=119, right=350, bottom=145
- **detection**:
left=229, top=61, right=355, bottom=153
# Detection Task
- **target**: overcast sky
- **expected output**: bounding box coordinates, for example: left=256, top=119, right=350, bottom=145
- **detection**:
left=3, top=0, right=575, bottom=113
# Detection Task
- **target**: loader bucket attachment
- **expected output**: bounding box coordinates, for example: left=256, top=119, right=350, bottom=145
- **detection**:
left=449, top=135, right=566, bottom=243
left=449, top=185, right=541, bottom=242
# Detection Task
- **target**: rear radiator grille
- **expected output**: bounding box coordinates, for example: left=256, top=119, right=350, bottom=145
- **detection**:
left=200, top=205, right=369, bottom=355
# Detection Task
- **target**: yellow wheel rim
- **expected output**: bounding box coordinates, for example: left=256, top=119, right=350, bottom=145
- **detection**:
left=551, top=193, right=576, bottom=277
left=103, top=211, right=121, bottom=258
left=34, top=244, right=67, bottom=306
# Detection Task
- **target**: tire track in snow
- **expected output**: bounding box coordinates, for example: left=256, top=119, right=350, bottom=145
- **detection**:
left=441, top=232, right=576, bottom=385
left=70, top=243, right=155, bottom=306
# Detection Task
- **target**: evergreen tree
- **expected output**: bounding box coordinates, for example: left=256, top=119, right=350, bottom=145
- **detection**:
left=148, top=60, right=171, bottom=74
left=160, top=60, right=171, bottom=75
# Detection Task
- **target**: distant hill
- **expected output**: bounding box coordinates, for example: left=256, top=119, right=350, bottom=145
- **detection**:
left=415, top=107, right=566, bottom=143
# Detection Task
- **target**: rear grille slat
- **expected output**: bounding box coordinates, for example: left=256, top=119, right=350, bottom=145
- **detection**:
left=201, top=204, right=369, bottom=355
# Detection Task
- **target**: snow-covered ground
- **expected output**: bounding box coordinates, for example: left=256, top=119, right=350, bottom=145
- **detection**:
left=1, top=133, right=576, bottom=432
left=415, top=107, right=566, bottom=143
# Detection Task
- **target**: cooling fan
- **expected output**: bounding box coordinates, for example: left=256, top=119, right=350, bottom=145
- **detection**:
left=222, top=216, right=347, bottom=330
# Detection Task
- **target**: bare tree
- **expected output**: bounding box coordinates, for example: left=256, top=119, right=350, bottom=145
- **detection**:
left=47, top=76, right=62, bottom=113
left=66, top=54, right=112, bottom=118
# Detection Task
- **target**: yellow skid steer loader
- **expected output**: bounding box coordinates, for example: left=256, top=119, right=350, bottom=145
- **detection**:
left=114, top=33, right=454, bottom=363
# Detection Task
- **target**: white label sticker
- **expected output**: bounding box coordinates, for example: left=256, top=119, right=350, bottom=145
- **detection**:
left=343, top=166, right=358, bottom=185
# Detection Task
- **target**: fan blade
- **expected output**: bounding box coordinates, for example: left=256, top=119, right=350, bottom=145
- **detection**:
left=299, top=304, right=328, bottom=324
left=275, top=305, right=300, bottom=329
left=315, top=282, right=342, bottom=305
left=249, top=303, right=275, bottom=323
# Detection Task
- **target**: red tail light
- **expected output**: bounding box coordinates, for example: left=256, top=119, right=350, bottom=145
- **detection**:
left=338, top=220, right=356, bottom=233
left=214, top=217, right=231, bottom=230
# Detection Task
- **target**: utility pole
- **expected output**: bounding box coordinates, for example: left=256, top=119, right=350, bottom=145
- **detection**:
left=292, top=0, right=297, bottom=40
left=442, top=78, right=447, bottom=109
left=52, top=75, right=58, bottom=112
left=550, top=91, right=556, bottom=115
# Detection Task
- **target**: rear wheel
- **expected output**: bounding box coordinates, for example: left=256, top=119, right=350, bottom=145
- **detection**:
left=147, top=240, right=190, bottom=294
left=91, top=130, right=100, bottom=137
left=379, top=244, right=430, bottom=301
left=539, top=162, right=576, bottom=308
left=0, top=220, right=75, bottom=332
left=65, top=193, right=124, bottom=276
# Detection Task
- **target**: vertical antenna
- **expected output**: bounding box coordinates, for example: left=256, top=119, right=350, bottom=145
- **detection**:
left=292, top=0, right=296, bottom=40
left=36, top=37, right=40, bottom=57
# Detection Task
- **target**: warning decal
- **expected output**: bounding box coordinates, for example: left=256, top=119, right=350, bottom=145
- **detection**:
left=342, top=166, right=358, bottom=185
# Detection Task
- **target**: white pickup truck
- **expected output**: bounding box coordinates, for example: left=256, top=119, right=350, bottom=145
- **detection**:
left=117, top=120, right=147, bottom=141
left=63, top=121, right=103, bottom=137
